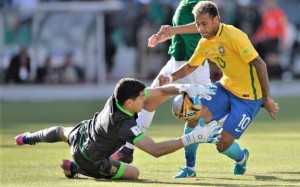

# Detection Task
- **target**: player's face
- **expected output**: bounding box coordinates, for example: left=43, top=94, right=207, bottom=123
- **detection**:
left=131, top=91, right=146, bottom=113
left=195, top=13, right=220, bottom=39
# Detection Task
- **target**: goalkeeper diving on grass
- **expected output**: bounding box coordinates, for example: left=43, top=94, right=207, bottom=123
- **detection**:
left=15, top=78, right=220, bottom=180
left=111, top=0, right=215, bottom=179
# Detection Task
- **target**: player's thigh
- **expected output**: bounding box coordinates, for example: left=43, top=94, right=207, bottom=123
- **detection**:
left=95, top=158, right=139, bottom=179
left=222, top=95, right=263, bottom=139
left=151, top=58, right=175, bottom=87
left=71, top=151, right=127, bottom=179
left=201, top=82, right=230, bottom=121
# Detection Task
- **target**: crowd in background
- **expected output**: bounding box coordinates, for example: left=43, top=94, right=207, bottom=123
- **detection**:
left=1, top=0, right=300, bottom=84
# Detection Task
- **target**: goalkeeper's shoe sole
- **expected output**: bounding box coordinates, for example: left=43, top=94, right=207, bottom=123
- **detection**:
left=61, top=159, right=79, bottom=178
left=234, top=149, right=249, bottom=175
left=173, top=167, right=196, bottom=178
left=15, top=132, right=35, bottom=145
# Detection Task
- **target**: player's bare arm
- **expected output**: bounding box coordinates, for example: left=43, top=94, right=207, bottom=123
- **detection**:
left=159, top=23, right=198, bottom=38
left=135, top=136, right=184, bottom=157
left=135, top=122, right=220, bottom=157
left=148, top=25, right=187, bottom=48
left=145, top=83, right=216, bottom=111
left=250, top=56, right=279, bottom=120
left=144, top=84, right=183, bottom=110
left=158, top=63, right=198, bottom=86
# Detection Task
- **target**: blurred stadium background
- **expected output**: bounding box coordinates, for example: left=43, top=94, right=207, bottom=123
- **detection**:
left=1, top=1, right=300, bottom=186
left=0, top=0, right=299, bottom=99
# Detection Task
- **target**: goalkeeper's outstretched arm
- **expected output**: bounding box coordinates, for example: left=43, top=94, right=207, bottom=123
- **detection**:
left=135, top=121, right=220, bottom=157
left=144, top=84, right=216, bottom=111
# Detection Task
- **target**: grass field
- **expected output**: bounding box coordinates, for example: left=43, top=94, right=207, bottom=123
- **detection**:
left=1, top=97, right=300, bottom=187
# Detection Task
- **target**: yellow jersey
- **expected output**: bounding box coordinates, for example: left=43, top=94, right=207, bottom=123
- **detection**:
left=189, top=23, right=262, bottom=100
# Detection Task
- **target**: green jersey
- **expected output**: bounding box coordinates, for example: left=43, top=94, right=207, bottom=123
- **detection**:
left=168, top=0, right=202, bottom=61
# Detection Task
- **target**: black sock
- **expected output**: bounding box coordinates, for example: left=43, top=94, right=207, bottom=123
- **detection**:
left=25, top=126, right=62, bottom=144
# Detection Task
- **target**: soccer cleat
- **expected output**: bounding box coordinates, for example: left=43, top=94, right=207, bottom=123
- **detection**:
left=173, top=167, right=196, bottom=178
left=110, top=146, right=134, bottom=164
left=234, top=149, right=249, bottom=175
left=60, top=159, right=79, bottom=178
left=15, top=132, right=34, bottom=145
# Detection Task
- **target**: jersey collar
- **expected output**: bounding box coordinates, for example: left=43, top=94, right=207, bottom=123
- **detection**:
left=115, top=101, right=134, bottom=117
left=217, top=23, right=224, bottom=37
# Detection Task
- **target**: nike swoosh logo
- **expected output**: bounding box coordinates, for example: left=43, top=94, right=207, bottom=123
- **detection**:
left=243, top=49, right=249, bottom=54
left=187, top=171, right=196, bottom=177
left=235, top=128, right=242, bottom=133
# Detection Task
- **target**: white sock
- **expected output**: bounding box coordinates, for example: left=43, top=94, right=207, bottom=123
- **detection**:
left=136, top=109, right=156, bottom=133
left=125, top=142, right=135, bottom=149
left=187, top=166, right=195, bottom=171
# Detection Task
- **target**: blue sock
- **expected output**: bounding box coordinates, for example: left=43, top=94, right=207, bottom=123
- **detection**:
left=184, top=119, right=204, bottom=168
left=220, top=142, right=244, bottom=162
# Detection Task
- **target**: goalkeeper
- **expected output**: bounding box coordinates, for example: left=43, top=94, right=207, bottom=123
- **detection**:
left=15, top=78, right=219, bottom=180
left=112, top=0, right=212, bottom=179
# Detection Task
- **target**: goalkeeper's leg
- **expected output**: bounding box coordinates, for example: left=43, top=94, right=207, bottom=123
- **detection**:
left=15, top=126, right=73, bottom=145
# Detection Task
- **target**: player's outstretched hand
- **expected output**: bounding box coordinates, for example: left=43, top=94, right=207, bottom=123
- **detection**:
left=192, top=121, right=221, bottom=143
left=181, top=121, right=221, bottom=146
left=148, top=34, right=159, bottom=48
left=179, top=84, right=217, bottom=100
left=263, top=97, right=279, bottom=120
left=148, top=31, right=172, bottom=48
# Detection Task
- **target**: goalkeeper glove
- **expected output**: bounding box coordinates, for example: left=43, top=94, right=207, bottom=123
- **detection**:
left=179, top=84, right=217, bottom=101
left=181, top=121, right=221, bottom=146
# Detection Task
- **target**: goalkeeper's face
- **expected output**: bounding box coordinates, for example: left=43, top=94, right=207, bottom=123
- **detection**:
left=128, top=91, right=146, bottom=113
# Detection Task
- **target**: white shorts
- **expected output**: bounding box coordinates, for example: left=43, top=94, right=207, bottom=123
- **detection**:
left=151, top=57, right=211, bottom=87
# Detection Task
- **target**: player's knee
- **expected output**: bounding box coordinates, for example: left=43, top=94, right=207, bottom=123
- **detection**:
left=130, top=167, right=140, bottom=180
left=216, top=137, right=233, bottom=152
left=122, top=164, right=140, bottom=180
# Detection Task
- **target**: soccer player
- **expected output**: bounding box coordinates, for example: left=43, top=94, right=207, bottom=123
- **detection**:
left=15, top=78, right=220, bottom=180
left=112, top=0, right=212, bottom=178
left=158, top=1, right=279, bottom=175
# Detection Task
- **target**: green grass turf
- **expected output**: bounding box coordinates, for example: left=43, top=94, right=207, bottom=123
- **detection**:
left=1, top=97, right=300, bottom=186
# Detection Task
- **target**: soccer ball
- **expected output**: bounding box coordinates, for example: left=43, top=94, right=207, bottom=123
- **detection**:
left=172, top=92, right=202, bottom=122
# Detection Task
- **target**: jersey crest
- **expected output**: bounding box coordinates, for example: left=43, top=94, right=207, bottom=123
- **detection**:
left=110, top=165, right=118, bottom=174
left=219, top=45, right=225, bottom=55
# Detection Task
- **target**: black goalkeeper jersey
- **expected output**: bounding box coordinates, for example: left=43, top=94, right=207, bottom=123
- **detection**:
left=78, top=96, right=144, bottom=162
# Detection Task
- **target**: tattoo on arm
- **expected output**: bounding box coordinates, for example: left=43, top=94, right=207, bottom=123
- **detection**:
left=250, top=56, right=270, bottom=99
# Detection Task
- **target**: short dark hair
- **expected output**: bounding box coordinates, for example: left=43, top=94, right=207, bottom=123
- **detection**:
left=114, top=78, right=146, bottom=105
left=192, top=1, right=219, bottom=18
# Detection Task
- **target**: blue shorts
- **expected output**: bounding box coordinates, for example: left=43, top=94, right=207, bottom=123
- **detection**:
left=201, top=82, right=263, bottom=139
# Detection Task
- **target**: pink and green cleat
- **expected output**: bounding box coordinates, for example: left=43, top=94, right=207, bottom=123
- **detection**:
left=60, top=159, right=79, bottom=178
left=15, top=132, right=34, bottom=145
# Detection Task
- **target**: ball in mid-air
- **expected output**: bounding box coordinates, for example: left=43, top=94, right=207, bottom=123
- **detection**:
left=172, top=92, right=202, bottom=122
